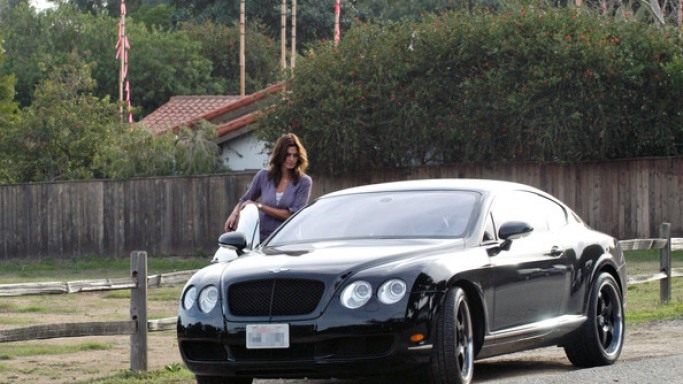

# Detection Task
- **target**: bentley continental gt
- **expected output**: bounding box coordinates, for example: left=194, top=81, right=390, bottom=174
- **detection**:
left=177, top=178, right=626, bottom=384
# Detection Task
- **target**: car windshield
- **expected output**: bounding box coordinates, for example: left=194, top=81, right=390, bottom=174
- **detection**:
left=267, top=190, right=480, bottom=245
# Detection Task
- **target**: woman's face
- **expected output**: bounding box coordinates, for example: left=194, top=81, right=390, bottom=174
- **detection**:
left=283, top=145, right=300, bottom=171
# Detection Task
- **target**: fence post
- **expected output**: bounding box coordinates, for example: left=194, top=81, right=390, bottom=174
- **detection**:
left=659, top=223, right=672, bottom=303
left=130, top=251, right=148, bottom=372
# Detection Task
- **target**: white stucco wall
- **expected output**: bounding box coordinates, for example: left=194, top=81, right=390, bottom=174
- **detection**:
left=220, top=133, right=270, bottom=171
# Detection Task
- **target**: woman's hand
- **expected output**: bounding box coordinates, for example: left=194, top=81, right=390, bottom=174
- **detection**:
left=225, top=214, right=238, bottom=232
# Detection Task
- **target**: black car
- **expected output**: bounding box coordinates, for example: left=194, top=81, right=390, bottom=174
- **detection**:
left=177, top=179, right=626, bottom=384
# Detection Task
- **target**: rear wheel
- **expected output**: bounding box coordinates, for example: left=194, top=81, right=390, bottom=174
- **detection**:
left=196, top=376, right=253, bottom=384
left=430, top=287, right=474, bottom=384
left=564, top=272, right=624, bottom=367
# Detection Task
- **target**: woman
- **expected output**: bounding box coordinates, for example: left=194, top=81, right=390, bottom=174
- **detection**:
left=224, top=133, right=312, bottom=248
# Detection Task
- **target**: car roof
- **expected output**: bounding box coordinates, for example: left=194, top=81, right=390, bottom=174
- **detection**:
left=321, top=178, right=541, bottom=198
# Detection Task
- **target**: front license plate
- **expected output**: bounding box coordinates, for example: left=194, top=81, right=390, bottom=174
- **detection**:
left=246, top=324, right=290, bottom=349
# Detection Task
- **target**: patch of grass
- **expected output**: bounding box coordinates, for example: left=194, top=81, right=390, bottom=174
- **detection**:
left=624, top=250, right=683, bottom=275
left=0, top=254, right=207, bottom=283
left=102, top=288, right=182, bottom=302
left=1, top=342, right=112, bottom=358
left=0, top=363, right=9, bottom=371
left=0, top=316, right=33, bottom=326
left=626, top=278, right=683, bottom=322
left=103, top=291, right=131, bottom=299
left=86, top=367, right=195, bottom=384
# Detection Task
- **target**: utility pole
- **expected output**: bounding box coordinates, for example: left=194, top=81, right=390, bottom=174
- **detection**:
left=240, top=0, right=245, bottom=96
left=335, top=0, right=341, bottom=46
left=291, top=0, right=297, bottom=69
left=281, top=0, right=287, bottom=70
left=116, top=0, right=132, bottom=123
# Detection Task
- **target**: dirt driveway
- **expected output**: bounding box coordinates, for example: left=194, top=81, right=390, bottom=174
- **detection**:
left=1, top=319, right=681, bottom=384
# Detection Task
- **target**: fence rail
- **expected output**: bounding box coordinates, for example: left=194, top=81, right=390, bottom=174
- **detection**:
left=0, top=226, right=681, bottom=373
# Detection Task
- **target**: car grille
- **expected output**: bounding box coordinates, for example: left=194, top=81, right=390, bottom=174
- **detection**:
left=228, top=278, right=325, bottom=316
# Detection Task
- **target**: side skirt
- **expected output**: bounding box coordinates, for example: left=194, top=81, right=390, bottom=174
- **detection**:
left=477, top=315, right=586, bottom=359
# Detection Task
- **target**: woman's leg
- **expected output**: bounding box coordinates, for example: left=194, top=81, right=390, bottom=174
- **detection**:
left=235, top=203, right=261, bottom=250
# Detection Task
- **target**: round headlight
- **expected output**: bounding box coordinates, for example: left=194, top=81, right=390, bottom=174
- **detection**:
left=183, top=286, right=197, bottom=310
left=198, top=285, right=219, bottom=313
left=340, top=281, right=372, bottom=309
left=378, top=279, right=407, bottom=304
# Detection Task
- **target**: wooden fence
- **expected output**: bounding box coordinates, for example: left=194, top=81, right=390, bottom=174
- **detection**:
left=0, top=251, right=196, bottom=372
left=0, top=228, right=681, bottom=374
left=1, top=157, right=682, bottom=260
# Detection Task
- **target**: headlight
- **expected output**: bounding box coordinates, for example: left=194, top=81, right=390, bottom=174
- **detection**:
left=377, top=279, right=407, bottom=304
left=340, top=281, right=372, bottom=309
left=198, top=285, right=219, bottom=313
left=183, top=286, right=197, bottom=310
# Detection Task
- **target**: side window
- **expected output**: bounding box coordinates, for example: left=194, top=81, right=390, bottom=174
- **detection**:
left=483, top=213, right=495, bottom=242
left=490, top=191, right=551, bottom=234
left=538, top=196, right=568, bottom=230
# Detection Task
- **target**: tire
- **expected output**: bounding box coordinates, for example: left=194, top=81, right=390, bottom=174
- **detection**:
left=430, top=287, right=475, bottom=384
left=564, top=272, right=625, bottom=367
left=196, top=376, right=253, bottom=384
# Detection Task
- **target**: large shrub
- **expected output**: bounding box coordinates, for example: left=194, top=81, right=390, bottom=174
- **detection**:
left=257, top=5, right=683, bottom=175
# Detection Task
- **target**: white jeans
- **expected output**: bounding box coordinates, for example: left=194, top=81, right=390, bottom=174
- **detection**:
left=235, top=203, right=261, bottom=250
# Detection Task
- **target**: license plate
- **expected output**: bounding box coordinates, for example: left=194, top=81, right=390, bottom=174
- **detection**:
left=246, top=324, right=290, bottom=349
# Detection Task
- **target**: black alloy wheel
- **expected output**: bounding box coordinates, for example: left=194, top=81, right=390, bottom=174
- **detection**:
left=564, top=272, right=625, bottom=367
left=430, top=287, right=475, bottom=384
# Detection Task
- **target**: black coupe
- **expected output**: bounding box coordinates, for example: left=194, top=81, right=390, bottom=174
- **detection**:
left=177, top=179, right=626, bottom=384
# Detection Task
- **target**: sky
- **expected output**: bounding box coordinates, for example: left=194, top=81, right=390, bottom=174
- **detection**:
left=30, top=0, right=56, bottom=11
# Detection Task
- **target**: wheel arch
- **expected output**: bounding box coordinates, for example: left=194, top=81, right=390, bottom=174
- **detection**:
left=451, top=279, right=486, bottom=357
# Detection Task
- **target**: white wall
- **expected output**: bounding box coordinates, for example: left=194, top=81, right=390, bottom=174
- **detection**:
left=220, top=133, right=269, bottom=171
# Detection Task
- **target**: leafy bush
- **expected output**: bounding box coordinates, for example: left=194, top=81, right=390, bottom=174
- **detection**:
left=258, top=6, right=683, bottom=175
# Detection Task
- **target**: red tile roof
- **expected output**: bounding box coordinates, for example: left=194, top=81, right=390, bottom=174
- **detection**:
left=139, top=95, right=242, bottom=135
left=138, top=83, right=284, bottom=140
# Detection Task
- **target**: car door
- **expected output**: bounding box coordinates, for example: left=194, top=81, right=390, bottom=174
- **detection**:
left=487, top=191, right=572, bottom=332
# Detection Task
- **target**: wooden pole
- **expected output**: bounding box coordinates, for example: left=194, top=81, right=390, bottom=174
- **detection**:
left=334, top=0, right=341, bottom=46
left=240, top=0, right=246, bottom=97
left=118, top=0, right=126, bottom=117
left=281, top=0, right=287, bottom=70
left=130, top=251, right=148, bottom=372
left=659, top=222, right=672, bottom=303
left=291, top=0, right=297, bottom=69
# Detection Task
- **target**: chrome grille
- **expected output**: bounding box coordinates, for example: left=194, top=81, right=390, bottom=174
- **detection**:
left=228, top=279, right=325, bottom=316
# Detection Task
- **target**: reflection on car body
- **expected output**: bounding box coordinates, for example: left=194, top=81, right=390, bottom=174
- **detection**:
left=178, top=179, right=627, bottom=384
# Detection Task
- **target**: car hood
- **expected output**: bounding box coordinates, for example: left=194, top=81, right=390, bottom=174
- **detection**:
left=219, top=238, right=465, bottom=281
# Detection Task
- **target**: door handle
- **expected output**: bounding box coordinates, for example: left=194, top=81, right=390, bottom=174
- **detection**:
left=546, top=246, right=563, bottom=257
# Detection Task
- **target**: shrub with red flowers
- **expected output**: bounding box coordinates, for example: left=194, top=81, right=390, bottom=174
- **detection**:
left=257, top=6, right=683, bottom=175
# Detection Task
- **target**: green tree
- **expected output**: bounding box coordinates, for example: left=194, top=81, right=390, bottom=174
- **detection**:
left=2, top=53, right=123, bottom=182
left=106, top=121, right=224, bottom=178
left=181, top=21, right=281, bottom=94
left=0, top=35, right=20, bottom=183
left=257, top=6, right=683, bottom=175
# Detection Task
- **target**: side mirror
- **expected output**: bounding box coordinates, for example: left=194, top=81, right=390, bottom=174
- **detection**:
left=498, top=221, right=534, bottom=252
left=218, top=232, right=248, bottom=249
left=211, top=232, right=248, bottom=263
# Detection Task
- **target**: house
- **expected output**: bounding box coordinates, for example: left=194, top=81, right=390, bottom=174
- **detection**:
left=139, top=83, right=284, bottom=171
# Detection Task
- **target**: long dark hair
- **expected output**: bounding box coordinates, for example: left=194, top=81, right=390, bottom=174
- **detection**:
left=268, top=133, right=309, bottom=185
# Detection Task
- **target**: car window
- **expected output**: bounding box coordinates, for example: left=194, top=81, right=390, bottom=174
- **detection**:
left=268, top=191, right=481, bottom=244
left=490, top=191, right=567, bottom=233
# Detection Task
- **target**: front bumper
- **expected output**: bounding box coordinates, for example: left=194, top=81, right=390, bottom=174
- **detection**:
left=177, top=311, right=434, bottom=379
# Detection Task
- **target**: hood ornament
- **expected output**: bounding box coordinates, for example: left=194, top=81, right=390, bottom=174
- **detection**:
left=269, top=268, right=290, bottom=273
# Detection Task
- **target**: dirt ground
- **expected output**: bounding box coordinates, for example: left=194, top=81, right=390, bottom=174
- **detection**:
left=1, top=316, right=682, bottom=384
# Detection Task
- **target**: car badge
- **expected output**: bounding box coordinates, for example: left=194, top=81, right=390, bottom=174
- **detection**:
left=268, top=268, right=290, bottom=273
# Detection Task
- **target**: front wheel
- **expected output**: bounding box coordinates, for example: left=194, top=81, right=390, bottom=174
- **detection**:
left=196, top=376, right=253, bottom=384
left=430, top=287, right=474, bottom=384
left=564, top=272, right=624, bottom=367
